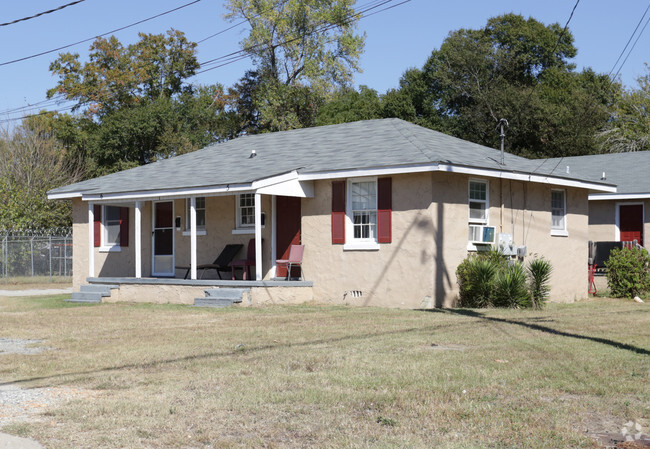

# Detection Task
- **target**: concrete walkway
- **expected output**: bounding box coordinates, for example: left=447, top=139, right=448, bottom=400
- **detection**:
left=0, top=288, right=72, bottom=297
left=0, top=433, right=43, bottom=449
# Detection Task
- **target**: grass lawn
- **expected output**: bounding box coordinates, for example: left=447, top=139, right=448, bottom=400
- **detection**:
left=0, top=296, right=647, bottom=448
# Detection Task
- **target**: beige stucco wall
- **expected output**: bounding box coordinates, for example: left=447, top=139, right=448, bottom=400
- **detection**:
left=301, top=173, right=589, bottom=308
left=588, top=199, right=650, bottom=249
left=72, top=171, right=590, bottom=307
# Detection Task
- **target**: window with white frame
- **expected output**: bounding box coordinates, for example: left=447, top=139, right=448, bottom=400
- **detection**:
left=349, top=179, right=377, bottom=242
left=468, top=180, right=488, bottom=224
left=551, top=189, right=567, bottom=234
left=237, top=193, right=256, bottom=228
left=103, top=205, right=121, bottom=247
left=185, top=197, right=206, bottom=231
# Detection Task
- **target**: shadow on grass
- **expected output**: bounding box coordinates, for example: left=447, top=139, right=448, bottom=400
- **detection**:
left=0, top=321, right=459, bottom=387
left=422, top=308, right=650, bottom=356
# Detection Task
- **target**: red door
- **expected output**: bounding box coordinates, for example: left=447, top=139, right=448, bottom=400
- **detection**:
left=276, top=196, right=301, bottom=278
left=619, top=204, right=644, bottom=246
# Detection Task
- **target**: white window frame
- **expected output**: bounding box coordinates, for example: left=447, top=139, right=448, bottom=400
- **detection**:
left=182, top=197, right=206, bottom=236
left=551, top=189, right=568, bottom=237
left=233, top=193, right=264, bottom=234
left=467, top=179, right=489, bottom=250
left=100, top=205, right=122, bottom=252
left=344, top=177, right=380, bottom=251
left=468, top=179, right=489, bottom=225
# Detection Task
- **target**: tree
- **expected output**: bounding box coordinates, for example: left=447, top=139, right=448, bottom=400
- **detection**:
left=48, top=29, right=199, bottom=117
left=47, top=31, right=232, bottom=175
left=598, top=65, right=650, bottom=153
left=316, top=85, right=382, bottom=125
left=0, top=119, right=83, bottom=230
left=223, top=0, right=365, bottom=130
left=393, top=14, right=619, bottom=157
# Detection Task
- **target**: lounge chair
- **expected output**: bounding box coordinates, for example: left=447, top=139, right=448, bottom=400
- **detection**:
left=231, top=239, right=258, bottom=280
left=276, top=244, right=304, bottom=280
left=176, top=243, right=243, bottom=280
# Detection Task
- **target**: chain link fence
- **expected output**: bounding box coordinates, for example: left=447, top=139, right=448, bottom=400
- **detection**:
left=0, top=228, right=72, bottom=283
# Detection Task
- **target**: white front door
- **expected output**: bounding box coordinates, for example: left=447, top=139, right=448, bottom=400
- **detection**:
left=152, top=201, right=174, bottom=276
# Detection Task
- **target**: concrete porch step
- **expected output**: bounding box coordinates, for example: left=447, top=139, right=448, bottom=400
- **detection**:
left=66, top=284, right=120, bottom=303
left=193, top=288, right=249, bottom=308
left=67, top=291, right=102, bottom=303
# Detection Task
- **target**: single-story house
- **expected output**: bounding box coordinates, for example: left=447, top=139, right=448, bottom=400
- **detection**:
left=48, top=118, right=616, bottom=308
left=545, top=152, right=650, bottom=249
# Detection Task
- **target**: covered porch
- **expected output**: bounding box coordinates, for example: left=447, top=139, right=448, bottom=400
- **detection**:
left=71, top=171, right=313, bottom=301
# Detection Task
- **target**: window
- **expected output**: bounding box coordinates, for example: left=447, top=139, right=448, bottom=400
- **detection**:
left=468, top=180, right=488, bottom=224
left=103, top=206, right=121, bottom=247
left=350, top=180, right=377, bottom=240
left=185, top=197, right=206, bottom=232
left=237, top=193, right=256, bottom=228
left=551, top=189, right=567, bottom=235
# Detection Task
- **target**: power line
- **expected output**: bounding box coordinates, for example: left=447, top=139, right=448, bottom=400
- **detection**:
left=0, top=0, right=86, bottom=27
left=611, top=12, right=650, bottom=81
left=608, top=1, right=650, bottom=78
left=0, top=0, right=203, bottom=68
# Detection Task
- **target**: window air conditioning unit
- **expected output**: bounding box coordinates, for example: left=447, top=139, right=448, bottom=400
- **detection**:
left=469, top=225, right=496, bottom=245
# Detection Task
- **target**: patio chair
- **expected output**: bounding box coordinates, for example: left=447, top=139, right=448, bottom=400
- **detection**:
left=231, top=239, right=258, bottom=280
left=176, top=243, right=243, bottom=280
left=276, top=244, right=304, bottom=280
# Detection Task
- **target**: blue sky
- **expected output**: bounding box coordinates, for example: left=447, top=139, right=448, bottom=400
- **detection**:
left=0, top=0, right=648, bottom=123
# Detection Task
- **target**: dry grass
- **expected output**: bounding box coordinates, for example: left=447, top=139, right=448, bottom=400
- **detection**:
left=0, top=295, right=648, bottom=448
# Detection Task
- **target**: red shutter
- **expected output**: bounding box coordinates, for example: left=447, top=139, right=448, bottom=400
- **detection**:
left=377, top=177, right=392, bottom=243
left=331, top=181, right=346, bottom=244
left=120, top=207, right=129, bottom=247
left=93, top=205, right=101, bottom=247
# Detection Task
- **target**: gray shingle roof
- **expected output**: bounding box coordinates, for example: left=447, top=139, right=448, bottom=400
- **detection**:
left=545, top=152, right=650, bottom=195
left=49, top=118, right=613, bottom=197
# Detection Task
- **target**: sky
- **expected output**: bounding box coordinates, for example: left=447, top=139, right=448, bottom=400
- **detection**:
left=0, top=0, right=648, bottom=124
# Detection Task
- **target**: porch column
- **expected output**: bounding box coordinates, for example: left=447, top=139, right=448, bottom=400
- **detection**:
left=190, top=196, right=197, bottom=280
left=88, top=202, right=95, bottom=278
left=135, top=201, right=142, bottom=278
left=271, top=195, right=277, bottom=278
left=255, top=192, right=262, bottom=281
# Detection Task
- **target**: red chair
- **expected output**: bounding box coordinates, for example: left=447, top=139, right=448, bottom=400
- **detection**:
left=231, top=239, right=257, bottom=280
left=276, top=244, right=304, bottom=280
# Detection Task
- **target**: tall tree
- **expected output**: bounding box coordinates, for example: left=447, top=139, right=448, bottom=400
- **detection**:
left=598, top=65, right=650, bottom=152
left=0, top=119, right=83, bottom=230
left=224, top=0, right=365, bottom=131
left=391, top=14, right=619, bottom=157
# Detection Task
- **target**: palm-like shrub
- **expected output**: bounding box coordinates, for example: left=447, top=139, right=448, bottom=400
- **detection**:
left=494, top=263, right=530, bottom=308
left=527, top=257, right=552, bottom=309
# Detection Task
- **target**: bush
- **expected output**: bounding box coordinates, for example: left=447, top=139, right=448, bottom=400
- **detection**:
left=456, top=252, right=552, bottom=309
left=605, top=247, right=650, bottom=298
left=494, top=263, right=531, bottom=308
left=527, top=257, right=552, bottom=309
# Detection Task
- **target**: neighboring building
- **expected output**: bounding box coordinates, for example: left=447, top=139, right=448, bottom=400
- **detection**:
left=546, top=152, right=650, bottom=249
left=48, top=119, right=615, bottom=308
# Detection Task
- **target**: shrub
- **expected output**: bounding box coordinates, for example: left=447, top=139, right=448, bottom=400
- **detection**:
left=605, top=247, right=650, bottom=298
left=527, top=257, right=552, bottom=309
left=456, top=251, right=553, bottom=309
left=494, top=263, right=530, bottom=308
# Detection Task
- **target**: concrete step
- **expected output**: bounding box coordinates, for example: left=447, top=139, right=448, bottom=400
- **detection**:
left=204, top=288, right=248, bottom=300
left=194, top=297, right=239, bottom=308
left=80, top=284, right=118, bottom=297
left=66, top=291, right=102, bottom=303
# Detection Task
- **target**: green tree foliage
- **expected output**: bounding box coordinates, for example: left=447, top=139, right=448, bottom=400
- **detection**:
left=224, top=0, right=365, bottom=131
left=389, top=14, right=619, bottom=157
left=47, top=31, right=232, bottom=175
left=316, top=85, right=382, bottom=125
left=598, top=65, right=650, bottom=153
left=0, top=119, right=83, bottom=230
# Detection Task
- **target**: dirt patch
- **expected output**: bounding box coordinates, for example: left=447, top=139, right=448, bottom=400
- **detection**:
left=581, top=412, right=650, bottom=448
left=428, top=343, right=467, bottom=351
left=0, top=339, right=48, bottom=355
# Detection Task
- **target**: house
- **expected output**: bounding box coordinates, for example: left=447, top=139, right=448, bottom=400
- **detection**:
left=546, top=152, right=650, bottom=249
left=48, top=119, right=616, bottom=308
